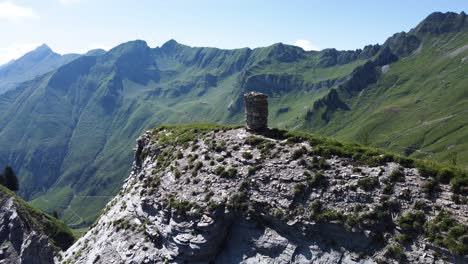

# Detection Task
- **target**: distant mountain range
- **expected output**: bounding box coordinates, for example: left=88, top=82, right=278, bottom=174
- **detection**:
left=304, top=11, right=468, bottom=168
left=0, top=11, right=466, bottom=227
left=0, top=44, right=81, bottom=94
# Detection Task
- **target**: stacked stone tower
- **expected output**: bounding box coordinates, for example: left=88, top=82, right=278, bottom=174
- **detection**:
left=244, top=92, right=268, bottom=132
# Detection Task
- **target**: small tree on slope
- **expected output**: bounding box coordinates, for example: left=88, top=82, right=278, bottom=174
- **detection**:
left=4, top=166, right=19, bottom=192
left=0, top=173, right=4, bottom=187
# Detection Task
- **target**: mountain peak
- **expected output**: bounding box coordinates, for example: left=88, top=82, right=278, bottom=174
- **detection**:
left=110, top=40, right=148, bottom=50
left=265, top=42, right=305, bottom=62
left=159, top=39, right=185, bottom=53
left=20, top=43, right=56, bottom=59
left=162, top=38, right=178, bottom=47
left=84, top=49, right=107, bottom=57
left=107, top=40, right=149, bottom=57
left=1, top=44, right=59, bottom=69
left=35, top=43, right=52, bottom=52
left=413, top=11, right=467, bottom=36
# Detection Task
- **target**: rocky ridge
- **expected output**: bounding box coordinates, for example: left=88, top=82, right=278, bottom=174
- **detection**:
left=0, top=185, right=74, bottom=263
left=61, top=125, right=468, bottom=263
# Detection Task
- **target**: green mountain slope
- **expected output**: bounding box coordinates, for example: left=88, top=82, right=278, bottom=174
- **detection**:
left=0, top=39, right=371, bottom=227
left=0, top=44, right=81, bottom=94
left=303, top=12, right=468, bottom=168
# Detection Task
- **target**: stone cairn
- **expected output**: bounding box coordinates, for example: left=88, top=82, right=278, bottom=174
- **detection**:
left=244, top=92, right=268, bottom=132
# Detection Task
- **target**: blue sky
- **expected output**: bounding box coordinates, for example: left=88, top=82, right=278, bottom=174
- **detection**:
left=0, top=0, right=466, bottom=64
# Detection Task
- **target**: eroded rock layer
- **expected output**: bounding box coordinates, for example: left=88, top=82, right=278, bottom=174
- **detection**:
left=0, top=185, right=73, bottom=264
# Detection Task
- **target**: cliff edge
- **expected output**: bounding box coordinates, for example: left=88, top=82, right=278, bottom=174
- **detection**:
left=62, top=124, right=467, bottom=263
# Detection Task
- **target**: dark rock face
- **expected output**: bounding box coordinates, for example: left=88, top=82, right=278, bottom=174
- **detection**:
left=317, top=46, right=381, bottom=68
left=374, top=47, right=398, bottom=67
left=413, top=12, right=467, bottom=36
left=384, top=32, right=421, bottom=57
left=244, top=92, right=268, bottom=132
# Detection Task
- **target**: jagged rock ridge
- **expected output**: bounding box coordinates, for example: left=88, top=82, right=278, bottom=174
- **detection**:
left=62, top=125, right=468, bottom=263
left=0, top=185, right=74, bottom=263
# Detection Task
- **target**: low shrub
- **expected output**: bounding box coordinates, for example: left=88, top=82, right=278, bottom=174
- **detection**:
left=214, top=166, right=224, bottom=175
left=226, top=168, right=238, bottom=178
left=451, top=174, right=468, bottom=195
left=245, top=136, right=265, bottom=146
left=248, top=166, right=257, bottom=176
left=309, top=200, right=322, bottom=214
left=194, top=161, right=203, bottom=171
left=174, top=169, right=181, bottom=179
left=389, top=168, right=405, bottom=182
left=385, top=244, right=406, bottom=262
left=227, top=192, right=249, bottom=211
left=313, top=208, right=346, bottom=223
left=291, top=147, right=307, bottom=160
left=307, top=172, right=327, bottom=188
left=422, top=179, right=438, bottom=195
left=437, top=168, right=455, bottom=184
left=425, top=211, right=468, bottom=255
left=242, top=152, right=253, bottom=159
left=397, top=211, right=426, bottom=234
left=383, top=184, right=394, bottom=195
left=395, top=233, right=412, bottom=244
left=293, top=183, right=306, bottom=195
left=169, top=197, right=193, bottom=214
left=357, top=177, right=379, bottom=191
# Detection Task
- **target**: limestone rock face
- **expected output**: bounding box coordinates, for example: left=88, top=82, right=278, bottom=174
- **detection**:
left=244, top=92, right=268, bottom=132
left=0, top=198, right=56, bottom=264
left=61, top=126, right=468, bottom=264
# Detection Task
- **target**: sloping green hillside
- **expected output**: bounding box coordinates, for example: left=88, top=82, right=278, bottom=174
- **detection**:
left=304, top=12, right=468, bottom=168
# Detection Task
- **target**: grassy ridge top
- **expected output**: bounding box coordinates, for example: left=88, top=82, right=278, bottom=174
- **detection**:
left=152, top=124, right=468, bottom=196
left=141, top=123, right=468, bottom=257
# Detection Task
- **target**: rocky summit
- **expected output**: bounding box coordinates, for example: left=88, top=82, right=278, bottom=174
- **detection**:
left=61, top=124, right=467, bottom=263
